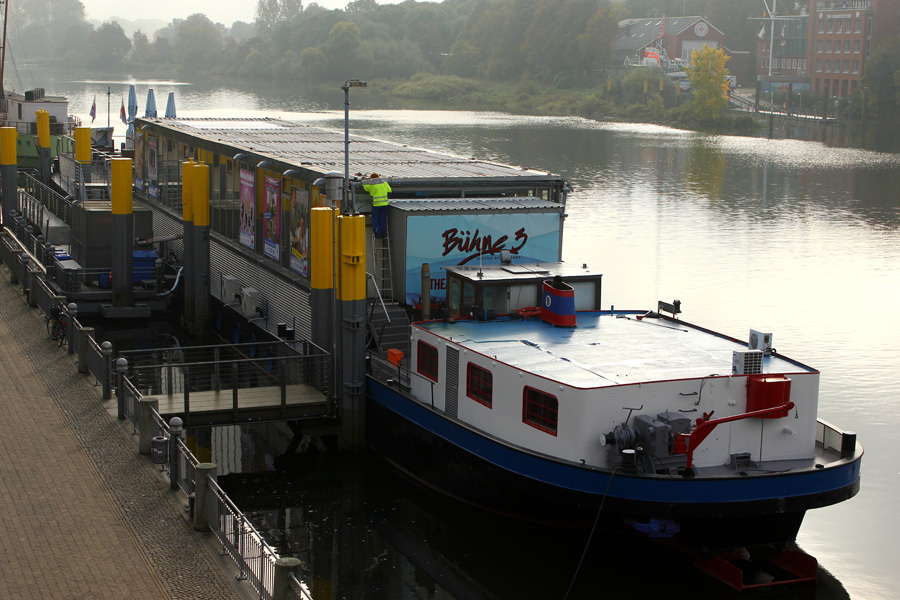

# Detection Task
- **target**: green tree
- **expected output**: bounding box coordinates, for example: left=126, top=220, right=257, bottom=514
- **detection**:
left=256, top=0, right=303, bottom=32
left=685, top=45, right=729, bottom=120
left=175, top=14, right=225, bottom=78
left=444, top=40, right=482, bottom=78
left=860, top=39, right=900, bottom=121
left=576, top=7, right=618, bottom=79
left=521, top=0, right=597, bottom=84
left=84, top=22, right=132, bottom=68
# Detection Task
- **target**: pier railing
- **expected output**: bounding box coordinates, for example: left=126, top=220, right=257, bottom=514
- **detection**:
left=120, top=340, right=330, bottom=393
left=138, top=399, right=311, bottom=600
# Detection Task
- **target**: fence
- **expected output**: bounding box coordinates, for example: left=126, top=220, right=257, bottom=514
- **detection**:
left=132, top=398, right=311, bottom=600
left=117, top=340, right=332, bottom=419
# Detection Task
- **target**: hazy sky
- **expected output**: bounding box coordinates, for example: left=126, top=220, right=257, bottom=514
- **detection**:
left=80, top=0, right=353, bottom=24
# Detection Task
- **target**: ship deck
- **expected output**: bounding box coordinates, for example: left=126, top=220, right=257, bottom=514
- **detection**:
left=418, top=311, right=815, bottom=388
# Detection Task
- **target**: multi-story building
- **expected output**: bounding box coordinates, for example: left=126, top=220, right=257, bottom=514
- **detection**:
left=809, top=0, right=900, bottom=97
left=757, top=16, right=809, bottom=79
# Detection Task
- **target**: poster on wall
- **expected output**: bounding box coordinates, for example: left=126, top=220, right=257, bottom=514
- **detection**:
left=263, top=175, right=280, bottom=260
left=403, top=212, right=561, bottom=305
left=239, top=168, right=255, bottom=250
left=290, top=188, right=310, bottom=277
left=134, top=131, right=144, bottom=192
left=148, top=137, right=158, bottom=198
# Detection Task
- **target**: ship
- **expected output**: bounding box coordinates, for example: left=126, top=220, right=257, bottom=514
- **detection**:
left=366, top=259, right=862, bottom=560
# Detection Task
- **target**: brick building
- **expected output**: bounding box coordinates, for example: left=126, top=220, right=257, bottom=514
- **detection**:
left=808, top=0, right=900, bottom=97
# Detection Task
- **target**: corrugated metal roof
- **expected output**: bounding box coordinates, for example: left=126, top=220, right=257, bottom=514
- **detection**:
left=140, top=117, right=561, bottom=182
left=390, top=198, right=563, bottom=212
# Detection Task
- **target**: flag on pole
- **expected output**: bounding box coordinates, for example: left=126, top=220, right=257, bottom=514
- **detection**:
left=120, top=98, right=127, bottom=124
left=781, top=24, right=786, bottom=46
left=758, top=24, right=766, bottom=39
left=89, top=96, right=97, bottom=123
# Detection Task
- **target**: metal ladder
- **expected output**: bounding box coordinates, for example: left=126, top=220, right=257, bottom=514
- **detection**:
left=373, top=227, right=393, bottom=301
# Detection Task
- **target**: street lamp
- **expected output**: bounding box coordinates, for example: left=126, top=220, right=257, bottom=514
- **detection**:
left=342, top=78, right=367, bottom=214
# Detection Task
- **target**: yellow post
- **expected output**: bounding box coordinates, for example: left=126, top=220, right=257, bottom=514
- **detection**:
left=607, top=77, right=611, bottom=93
left=193, top=162, right=209, bottom=227
left=644, top=79, right=648, bottom=94
left=311, top=207, right=335, bottom=290
left=36, top=109, right=50, bottom=149
left=0, top=127, right=16, bottom=166
left=110, top=158, right=133, bottom=215
left=74, top=127, right=91, bottom=164
left=337, top=214, right=365, bottom=301
left=182, top=160, right=195, bottom=223
left=660, top=77, right=664, bottom=92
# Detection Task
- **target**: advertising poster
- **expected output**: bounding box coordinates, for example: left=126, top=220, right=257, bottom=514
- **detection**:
left=404, top=212, right=561, bottom=305
left=148, top=136, right=158, bottom=198
left=239, top=168, right=255, bottom=249
left=134, top=131, right=144, bottom=191
left=290, top=188, right=310, bottom=277
left=263, top=175, right=280, bottom=260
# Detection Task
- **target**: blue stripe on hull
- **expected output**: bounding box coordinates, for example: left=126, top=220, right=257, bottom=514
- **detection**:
left=368, top=379, right=861, bottom=507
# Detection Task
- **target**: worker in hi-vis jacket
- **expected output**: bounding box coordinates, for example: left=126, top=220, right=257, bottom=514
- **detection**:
left=362, top=173, right=391, bottom=238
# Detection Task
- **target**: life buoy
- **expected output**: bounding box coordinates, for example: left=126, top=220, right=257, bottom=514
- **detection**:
left=516, top=307, right=541, bottom=319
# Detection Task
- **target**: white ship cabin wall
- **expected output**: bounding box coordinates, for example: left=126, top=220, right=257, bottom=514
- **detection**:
left=410, top=325, right=820, bottom=470
left=5, top=90, right=71, bottom=133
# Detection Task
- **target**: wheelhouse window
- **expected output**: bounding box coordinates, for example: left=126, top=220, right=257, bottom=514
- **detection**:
left=417, top=341, right=438, bottom=382
left=466, top=363, right=493, bottom=407
left=522, top=387, right=558, bottom=435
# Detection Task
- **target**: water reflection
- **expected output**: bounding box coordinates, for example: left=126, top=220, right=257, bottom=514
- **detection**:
left=218, top=428, right=850, bottom=600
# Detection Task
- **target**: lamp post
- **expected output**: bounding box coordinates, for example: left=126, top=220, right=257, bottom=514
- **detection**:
left=342, top=78, right=367, bottom=214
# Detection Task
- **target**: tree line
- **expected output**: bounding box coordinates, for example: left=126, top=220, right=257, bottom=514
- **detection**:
left=6, top=0, right=900, bottom=126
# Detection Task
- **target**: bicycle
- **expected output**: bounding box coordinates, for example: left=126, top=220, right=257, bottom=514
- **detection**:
left=46, top=304, right=68, bottom=347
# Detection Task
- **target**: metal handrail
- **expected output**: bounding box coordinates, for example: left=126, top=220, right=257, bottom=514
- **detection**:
left=2, top=225, right=46, bottom=274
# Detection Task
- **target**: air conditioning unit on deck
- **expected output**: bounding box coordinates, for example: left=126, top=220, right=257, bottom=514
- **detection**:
left=748, top=329, right=774, bottom=355
left=733, top=349, right=764, bottom=375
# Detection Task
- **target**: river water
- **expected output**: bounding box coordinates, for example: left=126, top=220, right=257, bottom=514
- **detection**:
left=30, top=70, right=899, bottom=599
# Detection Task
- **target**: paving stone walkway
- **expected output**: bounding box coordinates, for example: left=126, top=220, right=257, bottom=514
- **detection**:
left=0, top=276, right=248, bottom=600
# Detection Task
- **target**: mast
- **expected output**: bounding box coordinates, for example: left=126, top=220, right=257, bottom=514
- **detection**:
left=0, top=0, right=9, bottom=98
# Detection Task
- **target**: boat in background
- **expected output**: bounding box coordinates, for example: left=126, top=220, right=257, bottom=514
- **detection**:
left=0, top=87, right=80, bottom=167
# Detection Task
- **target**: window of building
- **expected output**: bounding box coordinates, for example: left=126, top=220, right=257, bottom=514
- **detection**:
left=826, top=40, right=832, bottom=53
left=853, top=40, right=860, bottom=53
left=835, top=20, right=843, bottom=33
left=818, top=20, right=825, bottom=33
left=843, top=60, right=850, bottom=73
left=827, top=20, right=833, bottom=33
left=816, top=59, right=822, bottom=72
left=844, top=40, right=851, bottom=53
left=852, top=60, right=859, bottom=74
left=522, top=387, right=558, bottom=435
left=844, top=19, right=851, bottom=33
left=854, top=19, right=861, bottom=33
left=825, top=60, right=831, bottom=73
left=466, top=363, right=493, bottom=407
left=817, top=40, right=823, bottom=53
left=417, top=341, right=439, bottom=382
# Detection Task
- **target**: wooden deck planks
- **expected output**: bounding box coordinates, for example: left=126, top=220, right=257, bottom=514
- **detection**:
left=154, top=383, right=326, bottom=415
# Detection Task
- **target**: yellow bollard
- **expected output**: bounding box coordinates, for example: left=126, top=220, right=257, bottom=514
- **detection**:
left=74, top=127, right=91, bottom=164
left=0, top=127, right=17, bottom=166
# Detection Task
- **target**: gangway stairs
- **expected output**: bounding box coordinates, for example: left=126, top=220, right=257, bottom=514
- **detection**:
left=368, top=301, right=410, bottom=359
